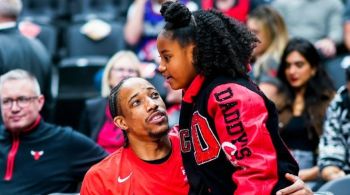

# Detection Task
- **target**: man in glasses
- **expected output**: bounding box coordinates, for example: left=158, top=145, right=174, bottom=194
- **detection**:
left=0, top=69, right=107, bottom=194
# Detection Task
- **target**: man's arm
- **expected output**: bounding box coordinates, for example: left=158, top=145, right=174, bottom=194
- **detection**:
left=124, top=0, right=147, bottom=45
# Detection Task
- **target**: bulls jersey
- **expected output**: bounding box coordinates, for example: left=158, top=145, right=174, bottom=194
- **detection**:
left=81, top=134, right=189, bottom=195
left=179, top=75, right=299, bottom=194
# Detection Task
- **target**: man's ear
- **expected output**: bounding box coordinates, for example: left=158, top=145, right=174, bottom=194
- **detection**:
left=37, top=95, right=45, bottom=111
left=114, top=116, right=128, bottom=130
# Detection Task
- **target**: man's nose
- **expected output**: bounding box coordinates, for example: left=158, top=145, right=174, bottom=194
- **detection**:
left=11, top=101, right=21, bottom=111
left=146, top=98, right=158, bottom=112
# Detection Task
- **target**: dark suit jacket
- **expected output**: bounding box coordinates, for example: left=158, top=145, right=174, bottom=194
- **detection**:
left=79, top=97, right=107, bottom=140
left=0, top=26, right=52, bottom=121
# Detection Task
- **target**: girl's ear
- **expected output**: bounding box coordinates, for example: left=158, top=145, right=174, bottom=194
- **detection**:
left=186, top=43, right=196, bottom=64
left=114, top=116, right=128, bottom=130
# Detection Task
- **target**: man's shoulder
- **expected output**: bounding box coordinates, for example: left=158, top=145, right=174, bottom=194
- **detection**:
left=87, top=148, right=124, bottom=176
left=41, top=122, right=89, bottom=143
left=92, top=148, right=124, bottom=169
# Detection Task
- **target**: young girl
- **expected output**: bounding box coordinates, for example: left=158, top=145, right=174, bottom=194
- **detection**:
left=157, top=1, right=299, bottom=194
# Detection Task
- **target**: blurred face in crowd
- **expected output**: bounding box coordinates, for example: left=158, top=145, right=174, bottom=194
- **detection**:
left=108, top=56, right=140, bottom=89
left=114, top=78, right=169, bottom=141
left=157, top=31, right=197, bottom=90
left=247, top=18, right=269, bottom=58
left=215, top=0, right=236, bottom=11
left=0, top=79, right=44, bottom=133
left=284, top=51, right=316, bottom=90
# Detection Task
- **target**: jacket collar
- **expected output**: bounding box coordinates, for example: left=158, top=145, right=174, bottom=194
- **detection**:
left=183, top=75, right=205, bottom=103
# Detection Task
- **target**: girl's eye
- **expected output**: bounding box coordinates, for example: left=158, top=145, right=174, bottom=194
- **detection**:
left=164, top=55, right=171, bottom=62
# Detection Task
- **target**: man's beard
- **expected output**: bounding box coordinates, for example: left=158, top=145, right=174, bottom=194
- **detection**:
left=148, top=125, right=170, bottom=139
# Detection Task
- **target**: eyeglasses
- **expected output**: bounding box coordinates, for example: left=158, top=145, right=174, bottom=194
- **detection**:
left=1, top=96, right=38, bottom=109
left=111, top=67, right=138, bottom=74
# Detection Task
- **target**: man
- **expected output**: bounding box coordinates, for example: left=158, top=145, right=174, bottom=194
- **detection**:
left=318, top=66, right=350, bottom=182
left=81, top=77, right=188, bottom=194
left=81, top=77, right=312, bottom=195
left=0, top=0, right=52, bottom=121
left=0, top=69, right=107, bottom=194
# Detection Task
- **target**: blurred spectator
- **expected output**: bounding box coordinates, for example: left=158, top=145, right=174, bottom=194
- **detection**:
left=0, top=0, right=53, bottom=121
left=318, top=66, right=350, bottom=182
left=323, top=0, right=350, bottom=91
left=250, top=0, right=273, bottom=10
left=0, top=69, right=107, bottom=194
left=79, top=51, right=142, bottom=153
left=124, top=0, right=198, bottom=62
left=272, top=0, right=344, bottom=58
left=344, top=0, right=350, bottom=52
left=201, top=0, right=250, bottom=22
left=164, top=82, right=182, bottom=128
left=274, top=38, right=335, bottom=190
left=247, top=5, right=288, bottom=84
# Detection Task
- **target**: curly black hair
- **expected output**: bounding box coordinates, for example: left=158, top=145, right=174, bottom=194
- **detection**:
left=160, top=1, right=258, bottom=79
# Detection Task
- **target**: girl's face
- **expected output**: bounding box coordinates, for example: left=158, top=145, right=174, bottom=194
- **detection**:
left=157, top=32, right=197, bottom=90
left=108, top=57, right=139, bottom=88
left=247, top=18, right=269, bottom=58
left=284, top=51, right=316, bottom=90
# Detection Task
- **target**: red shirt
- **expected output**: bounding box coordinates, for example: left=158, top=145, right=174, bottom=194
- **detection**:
left=202, top=0, right=250, bottom=22
left=81, top=135, right=189, bottom=195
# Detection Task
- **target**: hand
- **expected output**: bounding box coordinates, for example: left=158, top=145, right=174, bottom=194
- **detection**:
left=276, top=173, right=313, bottom=195
left=314, top=39, right=336, bottom=58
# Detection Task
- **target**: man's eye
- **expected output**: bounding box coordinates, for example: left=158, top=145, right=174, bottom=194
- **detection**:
left=2, top=99, right=11, bottom=105
left=131, top=100, right=140, bottom=107
left=151, top=92, right=160, bottom=99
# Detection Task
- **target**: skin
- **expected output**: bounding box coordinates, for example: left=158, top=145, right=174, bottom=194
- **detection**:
left=345, top=22, right=350, bottom=52
left=276, top=173, right=313, bottom=195
left=164, top=82, right=182, bottom=104
left=247, top=18, right=270, bottom=58
left=157, top=31, right=197, bottom=90
left=259, top=82, right=279, bottom=102
left=284, top=51, right=316, bottom=91
left=108, top=56, right=140, bottom=88
left=321, top=166, right=346, bottom=182
left=113, top=78, right=171, bottom=161
left=124, top=0, right=166, bottom=45
left=0, top=79, right=44, bottom=133
left=215, top=0, right=236, bottom=11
